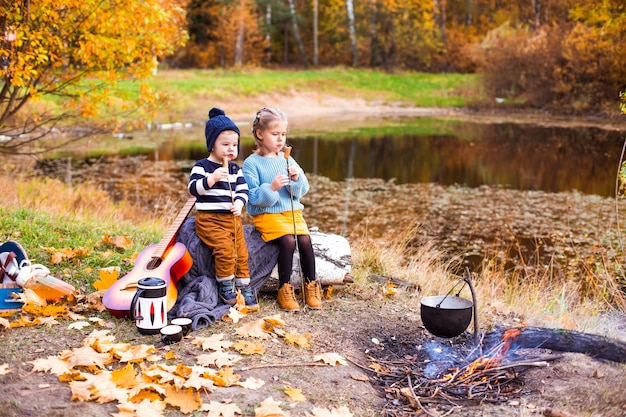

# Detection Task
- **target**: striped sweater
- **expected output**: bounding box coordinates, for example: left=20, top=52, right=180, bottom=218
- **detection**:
left=188, top=158, right=248, bottom=213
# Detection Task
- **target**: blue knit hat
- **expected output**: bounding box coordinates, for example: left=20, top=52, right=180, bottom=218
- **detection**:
left=205, top=107, right=240, bottom=153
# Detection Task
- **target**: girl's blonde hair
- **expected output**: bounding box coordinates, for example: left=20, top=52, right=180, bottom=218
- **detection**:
left=251, top=107, right=288, bottom=148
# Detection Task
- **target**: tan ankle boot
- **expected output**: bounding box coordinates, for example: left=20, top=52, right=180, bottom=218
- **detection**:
left=277, top=283, right=300, bottom=311
left=304, top=281, right=322, bottom=309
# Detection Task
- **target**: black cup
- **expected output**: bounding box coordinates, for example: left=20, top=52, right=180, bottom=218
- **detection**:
left=160, top=325, right=183, bottom=344
left=170, top=317, right=192, bottom=336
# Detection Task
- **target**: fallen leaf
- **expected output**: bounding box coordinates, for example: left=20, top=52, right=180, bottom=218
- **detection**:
left=314, top=353, right=348, bottom=366
left=0, top=364, right=9, bottom=375
left=235, top=319, right=270, bottom=339
left=283, top=386, right=306, bottom=402
left=196, top=351, right=242, bottom=368
left=284, top=332, right=311, bottom=348
left=237, top=376, right=265, bottom=390
left=163, top=385, right=201, bottom=414
left=200, top=400, right=242, bottom=417
left=192, top=334, right=233, bottom=351
left=0, top=317, right=11, bottom=328
left=111, top=363, right=139, bottom=388
left=232, top=340, right=266, bottom=355
left=68, top=321, right=91, bottom=330
left=93, top=266, right=121, bottom=291
left=223, top=307, right=245, bottom=323
left=101, top=234, right=133, bottom=250
left=254, top=396, right=289, bottom=416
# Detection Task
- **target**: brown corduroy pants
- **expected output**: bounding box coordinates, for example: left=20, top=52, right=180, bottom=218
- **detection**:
left=195, top=212, right=250, bottom=280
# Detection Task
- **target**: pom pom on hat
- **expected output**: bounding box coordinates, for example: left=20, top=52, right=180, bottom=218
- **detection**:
left=205, top=107, right=240, bottom=153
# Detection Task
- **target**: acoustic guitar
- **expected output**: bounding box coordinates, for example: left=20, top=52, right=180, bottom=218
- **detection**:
left=103, top=197, right=195, bottom=319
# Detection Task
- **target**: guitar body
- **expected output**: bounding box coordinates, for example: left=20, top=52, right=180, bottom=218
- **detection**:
left=103, top=242, right=193, bottom=319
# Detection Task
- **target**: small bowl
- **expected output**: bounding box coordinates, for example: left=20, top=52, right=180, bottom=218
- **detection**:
left=170, top=317, right=192, bottom=336
left=160, top=324, right=183, bottom=344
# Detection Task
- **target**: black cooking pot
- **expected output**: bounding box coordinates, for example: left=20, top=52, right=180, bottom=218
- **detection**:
left=420, top=295, right=473, bottom=338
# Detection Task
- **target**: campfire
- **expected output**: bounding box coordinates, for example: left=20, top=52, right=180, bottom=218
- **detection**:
left=362, top=327, right=563, bottom=417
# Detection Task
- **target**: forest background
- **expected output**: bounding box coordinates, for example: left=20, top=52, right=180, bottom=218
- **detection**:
left=1, top=0, right=626, bottom=150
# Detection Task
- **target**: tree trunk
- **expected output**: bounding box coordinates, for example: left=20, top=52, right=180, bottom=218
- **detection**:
left=264, top=4, right=272, bottom=65
left=313, top=0, right=319, bottom=67
left=368, top=0, right=381, bottom=67
left=286, top=0, right=307, bottom=67
left=234, top=0, right=245, bottom=67
left=483, top=327, right=626, bottom=363
left=346, top=0, right=358, bottom=67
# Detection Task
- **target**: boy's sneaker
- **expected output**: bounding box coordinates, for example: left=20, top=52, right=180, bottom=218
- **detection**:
left=217, top=279, right=237, bottom=305
left=238, top=285, right=259, bottom=312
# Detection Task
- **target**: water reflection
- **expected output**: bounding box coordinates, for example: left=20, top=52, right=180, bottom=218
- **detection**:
left=159, top=121, right=624, bottom=198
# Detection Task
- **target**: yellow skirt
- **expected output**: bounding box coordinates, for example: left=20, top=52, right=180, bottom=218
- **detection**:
left=252, top=211, right=310, bottom=242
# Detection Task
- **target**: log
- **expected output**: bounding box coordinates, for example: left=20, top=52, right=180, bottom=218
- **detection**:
left=482, top=326, right=626, bottom=363
left=260, top=227, right=353, bottom=291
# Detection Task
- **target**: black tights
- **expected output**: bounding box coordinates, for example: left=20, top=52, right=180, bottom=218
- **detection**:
left=275, top=234, right=316, bottom=287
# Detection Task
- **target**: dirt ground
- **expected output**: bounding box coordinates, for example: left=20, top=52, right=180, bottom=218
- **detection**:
left=0, top=288, right=625, bottom=417
left=1, top=94, right=626, bottom=417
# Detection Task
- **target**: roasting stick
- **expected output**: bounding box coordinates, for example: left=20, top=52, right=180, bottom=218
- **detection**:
left=284, top=146, right=306, bottom=305
left=223, top=157, right=237, bottom=265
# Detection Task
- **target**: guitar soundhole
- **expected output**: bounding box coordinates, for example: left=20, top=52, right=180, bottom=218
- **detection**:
left=147, top=257, right=162, bottom=270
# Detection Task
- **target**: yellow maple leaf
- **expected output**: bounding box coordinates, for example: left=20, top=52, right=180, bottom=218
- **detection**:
left=223, top=306, right=245, bottom=323
left=23, top=303, right=68, bottom=317
left=101, top=234, right=133, bottom=250
left=237, top=376, right=265, bottom=390
left=235, top=319, right=270, bottom=339
left=164, top=350, right=176, bottom=360
left=111, top=363, right=139, bottom=388
left=284, top=332, right=311, bottom=348
left=196, top=351, right=242, bottom=369
left=199, top=400, right=242, bottom=417
left=232, top=340, right=266, bottom=355
left=30, top=355, right=74, bottom=376
left=93, top=266, right=121, bottom=291
left=255, top=396, right=287, bottom=416
left=313, top=353, right=348, bottom=366
left=383, top=280, right=398, bottom=296
left=163, top=385, right=201, bottom=414
left=62, top=345, right=112, bottom=370
left=324, top=285, right=334, bottom=299
left=283, top=386, right=306, bottom=402
left=207, top=367, right=241, bottom=387
left=191, top=333, right=233, bottom=351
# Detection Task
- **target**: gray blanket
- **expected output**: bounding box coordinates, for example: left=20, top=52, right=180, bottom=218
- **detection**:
left=169, top=216, right=279, bottom=330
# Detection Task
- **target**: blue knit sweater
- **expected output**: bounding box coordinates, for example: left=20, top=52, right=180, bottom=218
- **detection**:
left=242, top=152, right=309, bottom=216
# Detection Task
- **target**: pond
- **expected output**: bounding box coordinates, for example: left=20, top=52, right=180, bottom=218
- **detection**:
left=148, top=118, right=626, bottom=198
left=37, top=116, right=626, bottom=279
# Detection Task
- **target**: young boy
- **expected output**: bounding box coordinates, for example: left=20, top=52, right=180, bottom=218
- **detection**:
left=188, top=107, right=257, bottom=311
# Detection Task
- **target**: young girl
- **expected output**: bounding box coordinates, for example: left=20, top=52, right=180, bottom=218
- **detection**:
left=242, top=107, right=322, bottom=311
left=188, top=107, right=257, bottom=311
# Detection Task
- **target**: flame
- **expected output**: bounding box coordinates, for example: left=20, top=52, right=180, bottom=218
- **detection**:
left=443, top=327, right=524, bottom=383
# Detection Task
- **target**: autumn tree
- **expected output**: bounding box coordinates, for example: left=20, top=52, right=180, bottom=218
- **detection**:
left=0, top=0, right=188, bottom=153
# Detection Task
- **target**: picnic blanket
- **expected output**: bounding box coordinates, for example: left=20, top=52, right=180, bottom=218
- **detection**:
left=168, top=216, right=279, bottom=330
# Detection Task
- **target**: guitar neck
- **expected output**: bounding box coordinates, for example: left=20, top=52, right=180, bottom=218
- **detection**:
left=152, top=197, right=196, bottom=258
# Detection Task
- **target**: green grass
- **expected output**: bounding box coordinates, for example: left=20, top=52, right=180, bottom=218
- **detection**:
left=144, top=67, right=482, bottom=109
